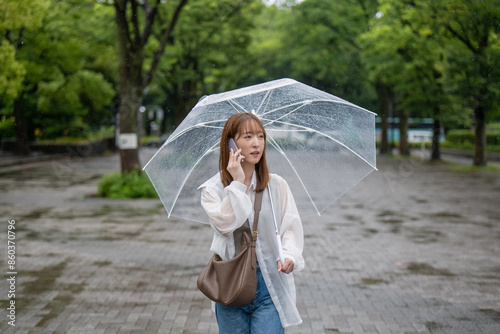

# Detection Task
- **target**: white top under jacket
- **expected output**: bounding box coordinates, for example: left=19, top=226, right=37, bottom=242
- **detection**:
left=198, top=172, right=305, bottom=327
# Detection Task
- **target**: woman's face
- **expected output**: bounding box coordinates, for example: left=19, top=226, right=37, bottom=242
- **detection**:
left=234, top=120, right=265, bottom=166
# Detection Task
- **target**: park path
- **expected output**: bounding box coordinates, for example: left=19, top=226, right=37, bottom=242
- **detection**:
left=1, top=149, right=499, bottom=333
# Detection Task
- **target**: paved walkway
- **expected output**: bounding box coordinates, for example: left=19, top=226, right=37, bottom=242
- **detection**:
left=1, top=149, right=500, bottom=333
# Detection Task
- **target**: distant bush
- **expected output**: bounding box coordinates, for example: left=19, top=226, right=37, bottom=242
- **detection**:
left=98, top=171, right=158, bottom=199
left=0, top=116, right=15, bottom=140
left=443, top=129, right=500, bottom=152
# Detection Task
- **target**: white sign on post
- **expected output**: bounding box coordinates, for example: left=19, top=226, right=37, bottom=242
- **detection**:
left=119, top=133, right=138, bottom=149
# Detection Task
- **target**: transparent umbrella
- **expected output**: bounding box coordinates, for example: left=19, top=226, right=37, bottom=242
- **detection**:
left=143, top=78, right=377, bottom=225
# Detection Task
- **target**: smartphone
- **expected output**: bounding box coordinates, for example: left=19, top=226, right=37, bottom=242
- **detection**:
left=228, top=138, right=239, bottom=153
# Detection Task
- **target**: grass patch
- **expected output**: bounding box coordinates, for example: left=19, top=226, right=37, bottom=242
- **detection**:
left=98, top=170, right=159, bottom=199
left=448, top=164, right=500, bottom=172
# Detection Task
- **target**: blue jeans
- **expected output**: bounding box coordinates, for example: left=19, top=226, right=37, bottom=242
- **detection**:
left=215, top=265, right=285, bottom=334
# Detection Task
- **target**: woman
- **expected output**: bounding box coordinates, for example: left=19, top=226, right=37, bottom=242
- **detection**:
left=199, top=112, right=305, bottom=333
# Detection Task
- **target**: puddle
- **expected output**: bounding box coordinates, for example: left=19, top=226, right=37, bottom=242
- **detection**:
left=408, top=229, right=444, bottom=244
left=343, top=214, right=363, bottom=223
left=478, top=309, right=500, bottom=323
left=36, top=283, right=84, bottom=328
left=427, top=212, right=462, bottom=219
left=22, top=261, right=68, bottom=296
left=406, top=262, right=455, bottom=276
left=189, top=225, right=202, bottom=230
left=379, top=218, right=405, bottom=224
left=19, top=208, right=52, bottom=220
left=362, top=228, right=378, bottom=237
left=17, top=259, right=86, bottom=328
left=425, top=321, right=445, bottom=331
left=360, top=277, right=389, bottom=285
left=93, top=260, right=112, bottom=267
left=377, top=210, right=398, bottom=217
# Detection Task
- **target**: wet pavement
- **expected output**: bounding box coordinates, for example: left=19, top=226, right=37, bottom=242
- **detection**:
left=1, top=148, right=500, bottom=333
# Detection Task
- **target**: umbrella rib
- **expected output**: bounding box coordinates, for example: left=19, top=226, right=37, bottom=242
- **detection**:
left=261, top=102, right=309, bottom=128
left=260, top=99, right=376, bottom=119
left=257, top=90, right=273, bottom=114
left=228, top=99, right=249, bottom=113
left=166, top=121, right=225, bottom=143
left=267, top=134, right=321, bottom=216
left=263, top=118, right=377, bottom=171
left=167, top=142, right=220, bottom=217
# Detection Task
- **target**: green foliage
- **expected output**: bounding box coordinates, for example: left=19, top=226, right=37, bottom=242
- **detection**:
left=98, top=171, right=159, bottom=199
left=443, top=129, right=500, bottom=152
left=35, top=126, right=114, bottom=144
left=0, top=0, right=116, bottom=142
left=0, top=115, right=15, bottom=139
left=445, top=130, right=500, bottom=146
left=445, top=130, right=475, bottom=146
left=0, top=41, right=25, bottom=103
left=148, top=0, right=264, bottom=125
left=0, top=0, right=50, bottom=31
left=243, top=0, right=378, bottom=109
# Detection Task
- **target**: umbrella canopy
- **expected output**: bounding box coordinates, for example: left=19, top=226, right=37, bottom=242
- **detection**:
left=143, top=78, right=377, bottom=224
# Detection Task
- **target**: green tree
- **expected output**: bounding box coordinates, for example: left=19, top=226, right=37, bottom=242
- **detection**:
left=275, top=0, right=378, bottom=108
left=359, top=20, right=399, bottom=154
left=425, top=0, right=500, bottom=166
left=111, top=0, right=189, bottom=173
left=0, top=0, right=116, bottom=153
left=148, top=0, right=261, bottom=128
left=0, top=41, right=25, bottom=104
left=0, top=0, right=49, bottom=153
left=360, top=0, right=451, bottom=159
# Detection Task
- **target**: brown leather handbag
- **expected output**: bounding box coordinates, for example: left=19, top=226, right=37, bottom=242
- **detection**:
left=197, top=191, right=263, bottom=307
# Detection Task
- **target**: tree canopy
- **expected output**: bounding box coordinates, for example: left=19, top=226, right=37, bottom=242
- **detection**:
left=0, top=0, right=499, bottom=166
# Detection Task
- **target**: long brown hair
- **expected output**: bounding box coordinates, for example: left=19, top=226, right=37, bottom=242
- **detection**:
left=219, top=113, right=269, bottom=192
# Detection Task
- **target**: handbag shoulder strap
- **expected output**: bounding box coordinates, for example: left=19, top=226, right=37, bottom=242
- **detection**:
left=252, top=190, right=263, bottom=239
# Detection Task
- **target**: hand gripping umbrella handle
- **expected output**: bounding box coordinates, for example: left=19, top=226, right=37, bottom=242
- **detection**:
left=268, top=183, right=285, bottom=266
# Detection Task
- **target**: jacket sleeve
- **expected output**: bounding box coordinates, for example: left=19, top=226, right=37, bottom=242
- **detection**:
left=200, top=181, right=252, bottom=237
left=276, top=176, right=305, bottom=272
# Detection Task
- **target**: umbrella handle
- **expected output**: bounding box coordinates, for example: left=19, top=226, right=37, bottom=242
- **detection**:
left=268, top=183, right=285, bottom=266
left=276, top=233, right=285, bottom=265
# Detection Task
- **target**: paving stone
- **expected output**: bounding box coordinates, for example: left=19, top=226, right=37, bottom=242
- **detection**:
left=1, top=150, right=500, bottom=333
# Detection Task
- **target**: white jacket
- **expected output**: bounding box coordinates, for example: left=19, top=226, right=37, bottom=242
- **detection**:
left=199, top=172, right=304, bottom=327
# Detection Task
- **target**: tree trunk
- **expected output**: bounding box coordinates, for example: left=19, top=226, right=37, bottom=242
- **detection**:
left=473, top=106, right=487, bottom=166
left=398, top=108, right=410, bottom=156
left=115, top=1, right=141, bottom=173
left=117, top=84, right=141, bottom=173
left=113, top=0, right=189, bottom=173
left=172, top=78, right=199, bottom=127
left=13, top=92, right=30, bottom=155
left=376, top=82, right=391, bottom=154
left=431, top=116, right=441, bottom=161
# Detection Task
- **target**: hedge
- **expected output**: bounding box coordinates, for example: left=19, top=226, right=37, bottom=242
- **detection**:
left=445, top=129, right=500, bottom=146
